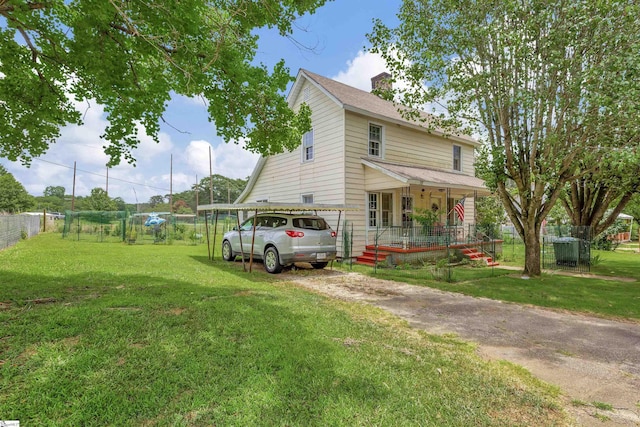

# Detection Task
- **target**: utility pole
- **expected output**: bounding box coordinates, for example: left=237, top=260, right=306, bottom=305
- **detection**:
left=71, top=161, right=76, bottom=211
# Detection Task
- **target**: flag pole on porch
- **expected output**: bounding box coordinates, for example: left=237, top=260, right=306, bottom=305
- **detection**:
left=447, top=195, right=468, bottom=222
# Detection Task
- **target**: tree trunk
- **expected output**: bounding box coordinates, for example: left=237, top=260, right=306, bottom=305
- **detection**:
left=523, top=227, right=542, bottom=276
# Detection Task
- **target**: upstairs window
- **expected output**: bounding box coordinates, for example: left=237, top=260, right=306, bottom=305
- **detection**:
left=369, top=124, right=383, bottom=157
left=302, top=129, right=314, bottom=162
left=453, top=145, right=462, bottom=171
left=301, top=194, right=313, bottom=204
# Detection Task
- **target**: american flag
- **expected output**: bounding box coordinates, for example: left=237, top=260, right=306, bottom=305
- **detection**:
left=454, top=197, right=465, bottom=222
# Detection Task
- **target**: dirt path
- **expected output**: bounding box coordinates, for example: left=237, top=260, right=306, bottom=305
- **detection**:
left=284, top=269, right=640, bottom=426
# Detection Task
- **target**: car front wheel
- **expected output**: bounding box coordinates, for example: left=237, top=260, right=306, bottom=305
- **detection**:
left=222, top=240, right=235, bottom=261
left=264, top=247, right=283, bottom=274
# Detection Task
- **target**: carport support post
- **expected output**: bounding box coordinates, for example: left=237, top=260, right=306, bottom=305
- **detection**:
left=249, top=209, right=258, bottom=273
left=212, top=210, right=219, bottom=260
left=204, top=211, right=211, bottom=261
left=331, top=210, right=342, bottom=270
left=236, top=213, right=247, bottom=272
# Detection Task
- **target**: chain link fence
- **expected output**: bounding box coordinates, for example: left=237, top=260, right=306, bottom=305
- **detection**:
left=0, top=214, right=41, bottom=250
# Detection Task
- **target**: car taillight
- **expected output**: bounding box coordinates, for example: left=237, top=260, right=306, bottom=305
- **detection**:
left=285, top=230, right=304, bottom=238
left=331, top=231, right=337, bottom=238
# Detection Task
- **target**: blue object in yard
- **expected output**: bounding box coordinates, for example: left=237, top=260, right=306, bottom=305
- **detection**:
left=144, top=213, right=166, bottom=227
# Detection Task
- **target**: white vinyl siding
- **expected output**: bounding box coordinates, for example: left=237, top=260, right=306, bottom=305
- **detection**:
left=240, top=80, right=346, bottom=224
left=350, top=113, right=475, bottom=171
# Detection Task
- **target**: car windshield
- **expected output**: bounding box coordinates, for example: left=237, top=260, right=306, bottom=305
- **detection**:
left=292, top=217, right=329, bottom=230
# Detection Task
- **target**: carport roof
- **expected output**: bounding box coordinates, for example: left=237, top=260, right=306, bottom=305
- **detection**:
left=197, top=202, right=359, bottom=212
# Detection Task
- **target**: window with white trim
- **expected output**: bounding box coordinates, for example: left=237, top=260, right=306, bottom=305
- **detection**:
left=453, top=145, right=462, bottom=171
left=302, top=129, right=314, bottom=162
left=368, top=192, right=392, bottom=228
left=303, top=87, right=311, bottom=101
left=301, top=194, right=313, bottom=204
left=368, top=193, right=378, bottom=227
left=369, top=124, right=383, bottom=157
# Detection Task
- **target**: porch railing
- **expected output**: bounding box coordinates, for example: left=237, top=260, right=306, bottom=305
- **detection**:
left=372, top=225, right=479, bottom=249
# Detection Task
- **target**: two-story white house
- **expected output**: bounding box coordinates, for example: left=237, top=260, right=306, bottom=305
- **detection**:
left=236, top=69, right=489, bottom=261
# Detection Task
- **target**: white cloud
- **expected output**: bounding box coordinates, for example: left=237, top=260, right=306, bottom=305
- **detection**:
left=331, top=50, right=389, bottom=90
left=183, top=140, right=215, bottom=177
left=212, top=140, right=260, bottom=180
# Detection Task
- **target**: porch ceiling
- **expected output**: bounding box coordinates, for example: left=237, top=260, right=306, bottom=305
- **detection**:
left=362, top=158, right=491, bottom=195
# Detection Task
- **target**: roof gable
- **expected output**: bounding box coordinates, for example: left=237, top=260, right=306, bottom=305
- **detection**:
left=291, top=69, right=479, bottom=147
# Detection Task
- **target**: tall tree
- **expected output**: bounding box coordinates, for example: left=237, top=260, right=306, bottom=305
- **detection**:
left=84, top=188, right=116, bottom=211
left=0, top=165, right=34, bottom=213
left=623, top=194, right=640, bottom=246
left=196, top=174, right=248, bottom=205
left=369, top=0, right=640, bottom=276
left=148, top=195, right=166, bottom=208
left=43, top=186, right=65, bottom=198
left=0, top=0, right=324, bottom=166
left=561, top=149, right=640, bottom=237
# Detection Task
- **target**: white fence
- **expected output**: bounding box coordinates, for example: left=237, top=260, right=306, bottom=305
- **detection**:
left=0, top=214, right=41, bottom=250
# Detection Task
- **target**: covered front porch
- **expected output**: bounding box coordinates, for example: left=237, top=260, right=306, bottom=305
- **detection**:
left=357, top=159, right=496, bottom=265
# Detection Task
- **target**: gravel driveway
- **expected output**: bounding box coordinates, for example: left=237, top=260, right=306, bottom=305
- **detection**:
left=284, top=269, right=640, bottom=427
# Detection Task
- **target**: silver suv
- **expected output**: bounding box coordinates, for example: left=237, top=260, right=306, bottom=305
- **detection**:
left=221, top=213, right=337, bottom=273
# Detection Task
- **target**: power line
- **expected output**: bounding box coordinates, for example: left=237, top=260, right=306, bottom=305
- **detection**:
left=34, top=158, right=171, bottom=193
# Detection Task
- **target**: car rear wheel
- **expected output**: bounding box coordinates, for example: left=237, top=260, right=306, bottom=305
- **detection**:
left=264, top=247, right=283, bottom=274
left=222, top=240, right=235, bottom=261
left=310, top=262, right=328, bottom=269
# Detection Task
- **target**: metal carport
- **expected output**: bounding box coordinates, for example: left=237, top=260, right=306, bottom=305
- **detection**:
left=197, top=202, right=359, bottom=272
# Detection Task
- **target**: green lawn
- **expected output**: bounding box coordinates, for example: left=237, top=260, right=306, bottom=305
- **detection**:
left=0, top=234, right=566, bottom=426
left=354, top=247, right=640, bottom=321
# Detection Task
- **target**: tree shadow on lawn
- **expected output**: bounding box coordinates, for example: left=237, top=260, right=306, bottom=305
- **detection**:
left=0, top=269, right=387, bottom=425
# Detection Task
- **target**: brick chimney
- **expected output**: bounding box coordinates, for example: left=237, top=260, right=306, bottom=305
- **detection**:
left=371, top=72, right=392, bottom=92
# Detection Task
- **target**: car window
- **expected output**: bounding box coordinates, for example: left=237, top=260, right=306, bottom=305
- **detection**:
left=240, top=218, right=255, bottom=231
left=273, top=217, right=288, bottom=228
left=292, top=217, right=329, bottom=230
left=259, top=216, right=276, bottom=228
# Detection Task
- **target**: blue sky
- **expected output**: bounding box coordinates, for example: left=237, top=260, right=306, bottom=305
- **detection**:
left=3, top=0, right=401, bottom=204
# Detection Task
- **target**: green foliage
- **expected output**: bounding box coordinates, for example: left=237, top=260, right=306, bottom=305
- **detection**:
left=84, top=188, right=117, bottom=211
left=342, top=223, right=351, bottom=261
left=0, top=1, right=325, bottom=166
left=475, top=196, right=505, bottom=238
left=0, top=166, right=34, bottom=213
left=43, top=186, right=65, bottom=198
left=148, top=195, right=165, bottom=207
left=369, top=0, right=640, bottom=276
left=591, top=219, right=628, bottom=251
left=410, top=207, right=439, bottom=227
left=126, top=228, right=137, bottom=242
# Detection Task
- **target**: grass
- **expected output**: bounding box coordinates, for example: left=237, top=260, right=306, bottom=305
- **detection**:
left=349, top=247, right=640, bottom=321
left=0, top=234, right=566, bottom=426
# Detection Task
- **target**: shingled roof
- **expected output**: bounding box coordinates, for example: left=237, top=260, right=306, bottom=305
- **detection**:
left=291, top=69, right=478, bottom=146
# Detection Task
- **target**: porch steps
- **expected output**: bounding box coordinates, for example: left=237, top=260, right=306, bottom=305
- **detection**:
left=462, top=247, right=500, bottom=267
left=355, top=249, right=391, bottom=266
